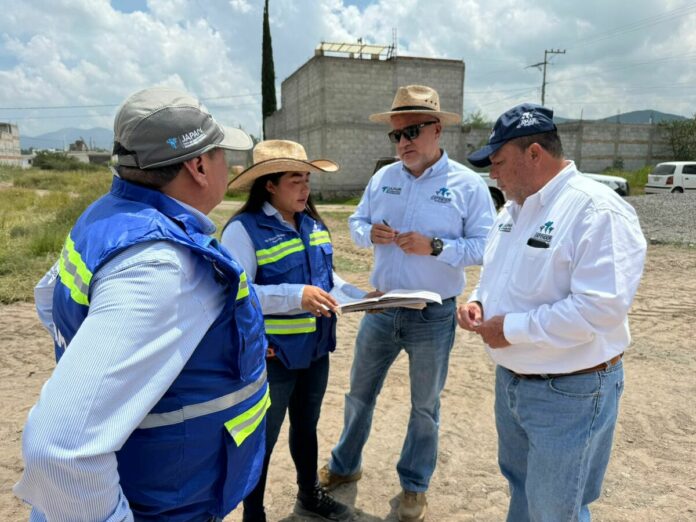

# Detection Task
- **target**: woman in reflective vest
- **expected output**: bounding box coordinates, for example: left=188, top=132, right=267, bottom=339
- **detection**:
left=222, top=140, right=367, bottom=522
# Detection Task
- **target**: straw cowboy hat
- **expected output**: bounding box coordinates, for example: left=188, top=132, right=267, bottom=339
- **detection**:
left=369, top=85, right=461, bottom=126
left=228, top=140, right=339, bottom=191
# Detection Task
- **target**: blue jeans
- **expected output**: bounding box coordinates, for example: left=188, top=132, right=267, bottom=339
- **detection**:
left=328, top=299, right=456, bottom=492
left=243, top=355, right=330, bottom=520
left=495, top=360, right=624, bottom=522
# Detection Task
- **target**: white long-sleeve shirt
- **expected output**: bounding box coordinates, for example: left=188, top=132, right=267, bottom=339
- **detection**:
left=15, top=204, right=225, bottom=522
left=349, top=151, right=495, bottom=299
left=470, top=161, right=647, bottom=374
left=221, top=202, right=365, bottom=313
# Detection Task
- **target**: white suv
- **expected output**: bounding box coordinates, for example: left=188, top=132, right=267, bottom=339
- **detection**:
left=644, top=161, right=696, bottom=194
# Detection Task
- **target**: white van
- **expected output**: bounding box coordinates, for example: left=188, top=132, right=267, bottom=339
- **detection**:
left=644, top=161, right=696, bottom=194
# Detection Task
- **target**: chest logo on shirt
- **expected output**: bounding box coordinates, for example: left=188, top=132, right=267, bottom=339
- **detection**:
left=382, top=186, right=402, bottom=195
left=527, top=221, right=555, bottom=247
left=498, top=223, right=512, bottom=233
left=431, top=187, right=452, bottom=203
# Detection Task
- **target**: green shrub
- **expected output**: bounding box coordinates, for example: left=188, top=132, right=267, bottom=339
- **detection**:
left=0, top=166, right=111, bottom=303
left=33, top=151, right=103, bottom=172
left=603, top=166, right=651, bottom=195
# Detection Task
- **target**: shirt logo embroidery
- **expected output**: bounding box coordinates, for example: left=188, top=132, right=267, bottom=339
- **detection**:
left=382, top=186, right=402, bottom=195
left=517, top=111, right=539, bottom=128
left=527, top=220, right=555, bottom=247
left=166, top=137, right=178, bottom=149
left=498, top=223, right=512, bottom=233
left=431, top=187, right=452, bottom=203
left=540, top=221, right=554, bottom=234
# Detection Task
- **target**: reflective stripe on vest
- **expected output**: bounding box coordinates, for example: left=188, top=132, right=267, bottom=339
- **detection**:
left=138, top=369, right=267, bottom=429
left=309, top=230, right=330, bottom=246
left=264, top=317, right=317, bottom=334
left=58, top=234, right=93, bottom=306
left=236, top=270, right=249, bottom=300
left=256, top=238, right=305, bottom=266
left=225, top=386, right=271, bottom=446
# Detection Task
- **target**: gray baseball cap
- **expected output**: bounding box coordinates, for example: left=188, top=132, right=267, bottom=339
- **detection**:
left=113, top=86, right=253, bottom=169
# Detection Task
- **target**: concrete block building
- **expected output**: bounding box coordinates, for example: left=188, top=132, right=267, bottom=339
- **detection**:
left=0, top=123, right=22, bottom=167
left=265, top=46, right=465, bottom=198
left=265, top=43, right=675, bottom=196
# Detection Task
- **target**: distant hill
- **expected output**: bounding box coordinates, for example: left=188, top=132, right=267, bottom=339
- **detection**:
left=555, top=110, right=688, bottom=125
left=21, top=127, right=113, bottom=151
left=598, top=110, right=687, bottom=124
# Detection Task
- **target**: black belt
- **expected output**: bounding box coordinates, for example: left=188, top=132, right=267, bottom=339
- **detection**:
left=511, top=354, right=623, bottom=379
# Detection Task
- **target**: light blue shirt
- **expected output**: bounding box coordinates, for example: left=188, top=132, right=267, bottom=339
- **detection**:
left=349, top=151, right=495, bottom=299
left=221, top=202, right=365, bottom=314
left=14, top=201, right=226, bottom=522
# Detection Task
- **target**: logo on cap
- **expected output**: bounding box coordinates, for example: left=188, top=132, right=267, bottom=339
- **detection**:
left=517, top=111, right=539, bottom=129
left=166, top=137, right=178, bottom=149
left=181, top=128, right=207, bottom=149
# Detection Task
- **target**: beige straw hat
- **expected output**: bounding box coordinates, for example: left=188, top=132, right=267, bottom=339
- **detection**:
left=369, top=84, right=461, bottom=126
left=228, top=140, right=338, bottom=191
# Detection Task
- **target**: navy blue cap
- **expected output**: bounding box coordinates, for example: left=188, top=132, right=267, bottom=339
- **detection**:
left=468, top=103, right=557, bottom=168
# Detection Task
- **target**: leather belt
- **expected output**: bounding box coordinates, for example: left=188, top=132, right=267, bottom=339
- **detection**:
left=513, top=353, right=623, bottom=380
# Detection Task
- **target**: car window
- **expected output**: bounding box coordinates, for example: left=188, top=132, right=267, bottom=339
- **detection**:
left=653, top=164, right=676, bottom=174
left=682, top=164, right=696, bottom=174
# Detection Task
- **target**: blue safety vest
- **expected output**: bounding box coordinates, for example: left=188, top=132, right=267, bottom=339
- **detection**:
left=52, top=176, right=269, bottom=521
left=231, top=210, right=336, bottom=369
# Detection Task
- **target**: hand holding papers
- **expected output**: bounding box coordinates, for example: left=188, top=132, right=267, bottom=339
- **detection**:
left=329, top=287, right=443, bottom=314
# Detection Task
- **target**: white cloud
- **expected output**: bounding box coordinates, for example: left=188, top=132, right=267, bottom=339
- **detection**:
left=0, top=0, right=694, bottom=139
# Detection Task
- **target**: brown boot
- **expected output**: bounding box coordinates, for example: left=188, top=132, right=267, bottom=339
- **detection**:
left=318, top=464, right=362, bottom=491
left=398, top=490, right=427, bottom=522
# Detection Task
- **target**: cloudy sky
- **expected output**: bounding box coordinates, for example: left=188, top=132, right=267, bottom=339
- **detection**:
left=1, top=0, right=695, bottom=138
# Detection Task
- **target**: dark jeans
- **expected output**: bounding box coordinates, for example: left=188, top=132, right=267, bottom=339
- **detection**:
left=243, top=354, right=330, bottom=519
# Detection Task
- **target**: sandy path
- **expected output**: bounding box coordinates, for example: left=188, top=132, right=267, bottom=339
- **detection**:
left=1, top=245, right=695, bottom=521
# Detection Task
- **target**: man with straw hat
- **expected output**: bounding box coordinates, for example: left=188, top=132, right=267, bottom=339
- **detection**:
left=319, top=85, right=496, bottom=521
left=15, top=87, right=268, bottom=521
left=223, top=140, right=373, bottom=522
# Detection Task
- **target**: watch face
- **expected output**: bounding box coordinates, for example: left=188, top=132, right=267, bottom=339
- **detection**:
left=431, top=237, right=444, bottom=255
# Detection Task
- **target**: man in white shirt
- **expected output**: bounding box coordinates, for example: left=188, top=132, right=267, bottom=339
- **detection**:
left=459, top=103, right=647, bottom=522
left=319, top=85, right=495, bottom=522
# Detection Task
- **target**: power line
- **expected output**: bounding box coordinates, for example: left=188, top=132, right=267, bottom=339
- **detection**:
left=0, top=93, right=261, bottom=111
left=566, top=2, right=696, bottom=50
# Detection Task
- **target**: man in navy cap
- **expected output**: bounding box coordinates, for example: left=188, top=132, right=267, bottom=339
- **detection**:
left=459, top=103, right=646, bottom=521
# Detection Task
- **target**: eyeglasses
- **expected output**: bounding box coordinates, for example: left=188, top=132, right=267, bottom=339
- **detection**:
left=387, top=121, right=438, bottom=144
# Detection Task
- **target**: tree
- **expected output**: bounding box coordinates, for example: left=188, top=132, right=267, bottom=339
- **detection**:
left=659, top=114, right=696, bottom=160
left=461, top=110, right=492, bottom=131
left=261, top=0, right=277, bottom=138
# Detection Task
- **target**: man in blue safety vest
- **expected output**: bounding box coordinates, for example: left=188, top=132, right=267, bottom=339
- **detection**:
left=14, top=87, right=269, bottom=522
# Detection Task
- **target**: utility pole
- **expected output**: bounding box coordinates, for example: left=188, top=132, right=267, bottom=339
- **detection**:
left=527, top=49, right=566, bottom=106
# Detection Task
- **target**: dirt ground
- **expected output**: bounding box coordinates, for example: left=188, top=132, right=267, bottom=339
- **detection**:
left=1, top=227, right=695, bottom=520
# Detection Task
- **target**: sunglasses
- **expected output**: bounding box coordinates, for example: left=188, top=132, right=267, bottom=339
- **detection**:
left=387, top=121, right=438, bottom=144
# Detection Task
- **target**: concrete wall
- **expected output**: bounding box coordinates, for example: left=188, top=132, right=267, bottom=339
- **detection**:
left=266, top=55, right=675, bottom=197
left=0, top=122, right=22, bottom=167
left=461, top=122, right=673, bottom=173
left=265, top=55, right=465, bottom=198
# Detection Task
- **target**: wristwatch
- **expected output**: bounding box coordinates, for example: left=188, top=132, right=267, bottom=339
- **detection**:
left=430, top=237, right=444, bottom=256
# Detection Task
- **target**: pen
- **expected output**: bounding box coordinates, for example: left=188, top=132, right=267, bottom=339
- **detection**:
left=382, top=219, right=390, bottom=227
